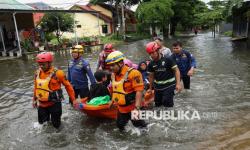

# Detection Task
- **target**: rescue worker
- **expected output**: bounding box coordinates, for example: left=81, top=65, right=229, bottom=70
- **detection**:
left=68, top=45, right=96, bottom=101
left=33, top=52, right=75, bottom=129
left=155, top=37, right=172, bottom=58
left=96, top=43, right=116, bottom=87
left=96, top=43, right=116, bottom=71
left=171, top=41, right=196, bottom=89
left=106, top=51, right=147, bottom=131
left=146, top=42, right=182, bottom=107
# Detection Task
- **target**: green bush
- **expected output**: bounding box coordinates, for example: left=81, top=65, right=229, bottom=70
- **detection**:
left=45, top=32, right=56, bottom=41
left=21, top=39, right=33, bottom=52
left=50, top=38, right=59, bottom=45
left=99, top=34, right=123, bottom=45
left=223, top=31, right=232, bottom=37
left=80, top=37, right=91, bottom=42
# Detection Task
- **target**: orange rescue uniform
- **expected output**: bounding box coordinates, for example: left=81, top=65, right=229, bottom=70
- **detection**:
left=112, top=65, right=144, bottom=113
left=33, top=67, right=75, bottom=107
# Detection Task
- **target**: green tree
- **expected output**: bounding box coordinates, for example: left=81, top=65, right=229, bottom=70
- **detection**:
left=90, top=0, right=142, bottom=6
left=192, top=0, right=225, bottom=37
left=136, top=0, right=174, bottom=36
left=191, top=0, right=208, bottom=27
left=90, top=0, right=142, bottom=34
left=170, top=0, right=204, bottom=35
left=223, top=0, right=244, bottom=22
left=40, top=12, right=74, bottom=43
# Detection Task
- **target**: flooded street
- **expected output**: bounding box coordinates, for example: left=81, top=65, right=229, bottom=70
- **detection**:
left=0, top=32, right=250, bottom=149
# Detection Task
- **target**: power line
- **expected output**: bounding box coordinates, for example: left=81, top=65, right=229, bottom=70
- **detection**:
left=0, top=0, right=89, bottom=6
left=34, top=0, right=89, bottom=5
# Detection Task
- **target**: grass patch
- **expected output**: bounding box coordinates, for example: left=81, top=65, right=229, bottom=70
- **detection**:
left=174, top=31, right=181, bottom=36
left=100, top=33, right=151, bottom=46
left=50, top=38, right=59, bottom=45
left=99, top=34, right=124, bottom=46
left=223, top=31, right=232, bottom=37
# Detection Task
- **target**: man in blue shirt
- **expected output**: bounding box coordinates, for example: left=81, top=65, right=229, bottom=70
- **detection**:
left=171, top=41, right=196, bottom=89
left=68, top=45, right=96, bottom=101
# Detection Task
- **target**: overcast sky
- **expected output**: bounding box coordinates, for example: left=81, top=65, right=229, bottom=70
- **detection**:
left=16, top=0, right=212, bottom=10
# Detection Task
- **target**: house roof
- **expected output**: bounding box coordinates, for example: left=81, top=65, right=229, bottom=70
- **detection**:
left=0, top=0, right=33, bottom=10
left=89, top=3, right=135, bottom=15
left=0, top=0, right=97, bottom=13
left=74, top=5, right=112, bottom=23
left=26, top=2, right=53, bottom=10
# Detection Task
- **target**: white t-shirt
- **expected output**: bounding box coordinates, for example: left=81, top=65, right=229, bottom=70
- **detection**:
left=160, top=47, right=172, bottom=58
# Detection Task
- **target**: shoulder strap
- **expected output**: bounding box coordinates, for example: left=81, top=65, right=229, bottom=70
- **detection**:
left=124, top=68, right=134, bottom=81
left=111, top=73, right=115, bottom=81
left=49, top=68, right=59, bottom=81
left=111, top=68, right=134, bottom=82
left=35, top=69, right=40, bottom=79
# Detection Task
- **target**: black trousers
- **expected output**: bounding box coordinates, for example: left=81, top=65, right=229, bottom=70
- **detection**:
left=181, top=76, right=190, bottom=89
left=70, top=87, right=90, bottom=104
left=38, top=102, right=62, bottom=128
left=154, top=85, right=175, bottom=107
left=74, top=87, right=90, bottom=99
left=116, top=111, right=147, bottom=131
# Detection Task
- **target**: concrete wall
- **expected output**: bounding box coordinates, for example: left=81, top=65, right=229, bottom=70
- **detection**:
left=64, top=13, right=111, bottom=38
left=220, top=22, right=233, bottom=33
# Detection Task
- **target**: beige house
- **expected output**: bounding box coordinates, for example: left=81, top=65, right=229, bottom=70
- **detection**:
left=64, top=5, right=113, bottom=38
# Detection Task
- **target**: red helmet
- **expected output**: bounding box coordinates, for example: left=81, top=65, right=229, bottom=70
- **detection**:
left=104, top=43, right=113, bottom=52
left=36, top=52, right=53, bottom=63
left=146, top=42, right=160, bottom=54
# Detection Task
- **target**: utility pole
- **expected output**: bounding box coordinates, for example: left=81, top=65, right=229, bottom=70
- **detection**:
left=13, top=12, right=22, bottom=55
left=121, top=0, right=126, bottom=40
left=73, top=13, right=78, bottom=45
left=54, top=16, right=61, bottom=43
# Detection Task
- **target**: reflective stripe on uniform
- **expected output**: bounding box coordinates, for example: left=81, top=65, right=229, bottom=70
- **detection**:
left=172, top=65, right=177, bottom=69
left=154, top=77, right=175, bottom=84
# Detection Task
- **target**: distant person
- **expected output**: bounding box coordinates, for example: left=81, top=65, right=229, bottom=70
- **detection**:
left=194, top=28, right=198, bottom=35
left=152, top=31, right=157, bottom=40
left=96, top=43, right=116, bottom=71
left=138, top=61, right=149, bottom=90
left=171, top=41, right=197, bottom=89
left=155, top=37, right=172, bottom=58
left=96, top=43, right=116, bottom=87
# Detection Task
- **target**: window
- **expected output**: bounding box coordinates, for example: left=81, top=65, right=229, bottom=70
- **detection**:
left=77, top=25, right=81, bottom=28
left=102, top=25, right=108, bottom=34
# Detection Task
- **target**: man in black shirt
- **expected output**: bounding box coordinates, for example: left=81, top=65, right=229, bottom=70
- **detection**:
left=146, top=42, right=182, bottom=107
left=89, top=71, right=110, bottom=100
